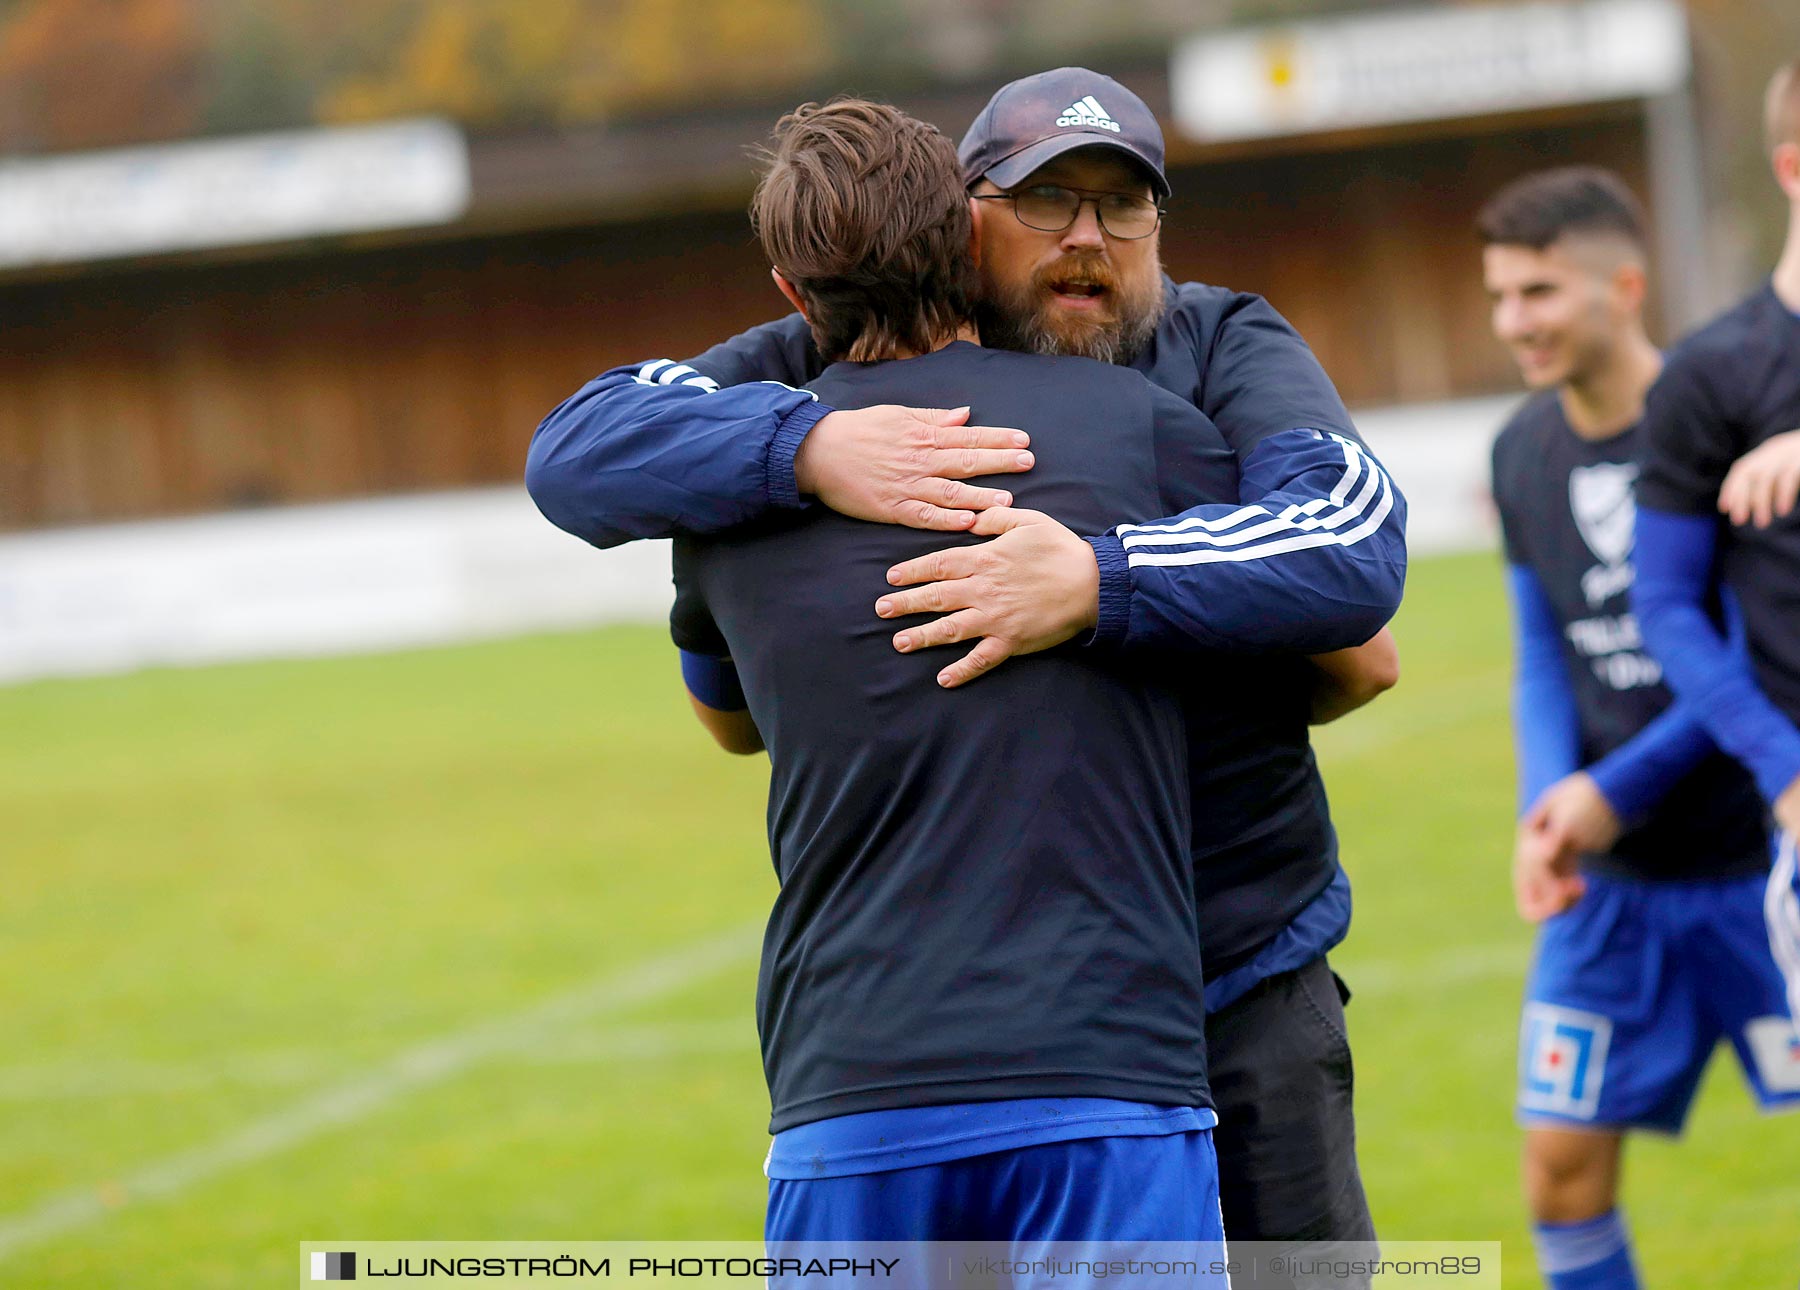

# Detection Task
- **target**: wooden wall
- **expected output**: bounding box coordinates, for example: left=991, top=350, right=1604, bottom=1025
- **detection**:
left=0, top=208, right=782, bottom=530
left=1161, top=114, right=1652, bottom=410
left=0, top=115, right=1647, bottom=530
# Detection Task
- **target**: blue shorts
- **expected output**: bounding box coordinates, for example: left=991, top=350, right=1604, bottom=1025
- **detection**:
left=766, top=1129, right=1223, bottom=1248
left=1518, top=858, right=1800, bottom=1134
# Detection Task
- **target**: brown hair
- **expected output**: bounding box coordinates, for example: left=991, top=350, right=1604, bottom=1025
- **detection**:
left=750, top=98, right=977, bottom=363
left=1476, top=166, right=1648, bottom=253
left=1767, top=57, right=1800, bottom=154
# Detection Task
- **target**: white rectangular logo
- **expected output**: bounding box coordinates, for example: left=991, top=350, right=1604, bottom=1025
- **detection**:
left=1520, top=1002, right=1612, bottom=1119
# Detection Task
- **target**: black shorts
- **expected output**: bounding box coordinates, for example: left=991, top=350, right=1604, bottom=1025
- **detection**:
left=1206, top=956, right=1376, bottom=1288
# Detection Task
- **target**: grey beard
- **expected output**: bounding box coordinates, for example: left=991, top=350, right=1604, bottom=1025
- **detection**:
left=975, top=295, right=1164, bottom=367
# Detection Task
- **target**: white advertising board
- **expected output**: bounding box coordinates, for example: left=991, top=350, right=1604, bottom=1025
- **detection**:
left=0, top=118, right=470, bottom=268
left=1173, top=0, right=1688, bottom=143
left=0, top=398, right=1509, bottom=685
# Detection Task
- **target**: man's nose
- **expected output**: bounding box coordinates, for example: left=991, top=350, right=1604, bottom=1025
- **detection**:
left=1059, top=201, right=1107, bottom=252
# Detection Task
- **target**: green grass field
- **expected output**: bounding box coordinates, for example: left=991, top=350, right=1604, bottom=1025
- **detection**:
left=4, top=550, right=1796, bottom=1287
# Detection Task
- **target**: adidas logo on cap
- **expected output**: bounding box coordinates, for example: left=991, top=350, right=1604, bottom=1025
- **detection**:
left=1055, top=96, right=1121, bottom=133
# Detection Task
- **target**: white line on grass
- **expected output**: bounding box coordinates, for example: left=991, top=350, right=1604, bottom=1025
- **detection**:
left=1311, top=668, right=1508, bottom=761
left=0, top=926, right=1528, bottom=1263
left=0, top=1022, right=756, bottom=1100
left=0, top=921, right=762, bottom=1264
left=0, top=1051, right=342, bottom=1100
left=1341, top=942, right=1523, bottom=996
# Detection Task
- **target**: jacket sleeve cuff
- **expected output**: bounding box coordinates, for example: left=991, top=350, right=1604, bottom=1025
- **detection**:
left=765, top=399, right=831, bottom=510
left=1754, top=746, right=1800, bottom=815
left=1586, top=759, right=1647, bottom=825
left=1081, top=535, right=1131, bottom=649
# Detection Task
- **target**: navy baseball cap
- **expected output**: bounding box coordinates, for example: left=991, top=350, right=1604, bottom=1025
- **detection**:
left=958, top=67, right=1169, bottom=200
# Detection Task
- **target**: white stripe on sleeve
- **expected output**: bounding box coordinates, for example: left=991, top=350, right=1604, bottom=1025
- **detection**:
left=1118, top=433, right=1396, bottom=568
left=630, top=359, right=718, bottom=392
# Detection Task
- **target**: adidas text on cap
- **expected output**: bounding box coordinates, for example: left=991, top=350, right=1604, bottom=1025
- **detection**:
left=959, top=68, right=1169, bottom=200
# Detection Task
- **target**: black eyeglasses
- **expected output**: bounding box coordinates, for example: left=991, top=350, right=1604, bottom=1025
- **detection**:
left=973, top=184, right=1164, bottom=240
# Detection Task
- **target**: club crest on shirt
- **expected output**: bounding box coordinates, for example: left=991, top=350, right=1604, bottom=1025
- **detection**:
left=1570, top=462, right=1637, bottom=568
left=1520, top=1002, right=1611, bottom=1119
left=1570, top=462, right=1639, bottom=607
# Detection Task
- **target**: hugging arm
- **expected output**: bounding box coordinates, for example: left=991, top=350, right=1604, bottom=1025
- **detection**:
left=680, top=651, right=763, bottom=756
left=1309, top=628, right=1400, bottom=725
left=671, top=542, right=763, bottom=757
left=525, top=316, right=1031, bottom=548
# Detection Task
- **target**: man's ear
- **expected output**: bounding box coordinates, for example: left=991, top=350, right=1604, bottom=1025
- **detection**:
left=771, top=268, right=809, bottom=321
left=967, top=196, right=983, bottom=269
left=1611, top=259, right=1648, bottom=315
left=1774, top=141, right=1800, bottom=202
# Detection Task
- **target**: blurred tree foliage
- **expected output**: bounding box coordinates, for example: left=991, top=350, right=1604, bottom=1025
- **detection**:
left=0, top=0, right=1791, bottom=289
left=0, top=0, right=206, bottom=150
left=0, top=0, right=833, bottom=151
left=0, top=0, right=1225, bottom=153
left=309, top=0, right=830, bottom=128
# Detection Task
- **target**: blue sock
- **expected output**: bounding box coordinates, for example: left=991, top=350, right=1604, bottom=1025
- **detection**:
left=1532, top=1210, right=1640, bottom=1289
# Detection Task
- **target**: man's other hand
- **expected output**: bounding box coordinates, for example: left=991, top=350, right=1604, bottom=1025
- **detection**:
left=1719, top=429, right=1800, bottom=529
left=794, top=405, right=1034, bottom=531
left=1512, top=803, right=1586, bottom=923
left=1512, top=772, right=1621, bottom=921
left=877, top=507, right=1099, bottom=689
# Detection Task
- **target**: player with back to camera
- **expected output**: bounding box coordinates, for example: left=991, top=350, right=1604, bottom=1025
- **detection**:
left=528, top=71, right=1403, bottom=1285
left=660, top=96, right=1235, bottom=1262
left=1481, top=166, right=1798, bottom=1290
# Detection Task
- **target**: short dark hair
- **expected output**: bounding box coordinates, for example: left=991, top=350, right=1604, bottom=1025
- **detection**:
left=750, top=98, right=977, bottom=363
left=1476, top=167, right=1648, bottom=253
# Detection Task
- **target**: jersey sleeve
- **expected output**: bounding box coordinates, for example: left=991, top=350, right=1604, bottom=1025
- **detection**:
left=1506, top=562, right=1583, bottom=811
left=525, top=356, right=829, bottom=549
left=1637, top=348, right=1743, bottom=516
left=669, top=538, right=727, bottom=653
left=686, top=314, right=820, bottom=388
left=1083, top=425, right=1407, bottom=654
left=1633, top=505, right=1800, bottom=805
left=670, top=540, right=746, bottom=712
left=1189, top=288, right=1364, bottom=456
left=1585, top=701, right=1720, bottom=823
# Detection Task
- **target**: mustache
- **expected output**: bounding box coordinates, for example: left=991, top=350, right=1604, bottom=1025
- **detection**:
left=1034, top=256, right=1119, bottom=292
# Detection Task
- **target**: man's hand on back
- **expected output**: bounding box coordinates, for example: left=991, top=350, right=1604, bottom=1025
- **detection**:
left=1719, top=429, right=1800, bottom=529
left=794, top=405, right=1034, bottom=531
left=877, top=507, right=1099, bottom=689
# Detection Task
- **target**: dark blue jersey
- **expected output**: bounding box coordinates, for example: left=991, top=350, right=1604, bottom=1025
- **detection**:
left=1182, top=655, right=1337, bottom=972
left=1639, top=285, right=1800, bottom=724
left=1492, top=394, right=1767, bottom=880
left=670, top=343, right=1236, bottom=1130
left=678, top=285, right=1371, bottom=980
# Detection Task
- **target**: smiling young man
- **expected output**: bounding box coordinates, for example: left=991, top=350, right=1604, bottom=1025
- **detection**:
left=1481, top=167, right=1795, bottom=1290
left=528, top=69, right=1401, bottom=1276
